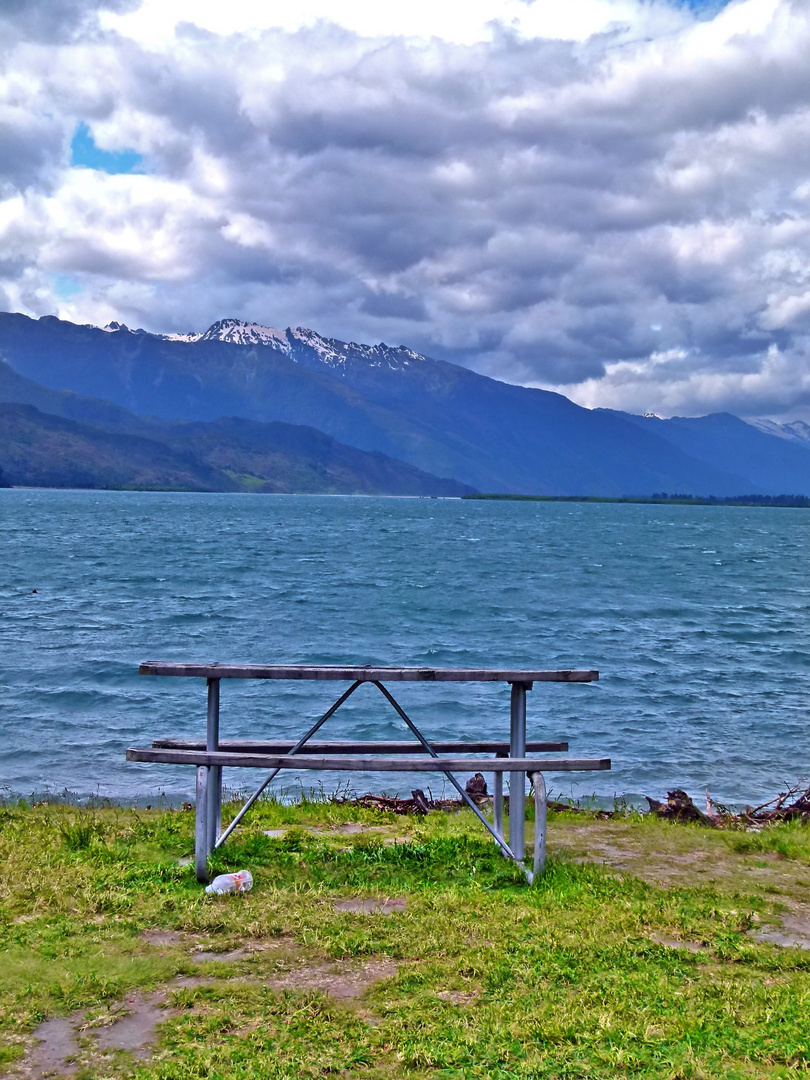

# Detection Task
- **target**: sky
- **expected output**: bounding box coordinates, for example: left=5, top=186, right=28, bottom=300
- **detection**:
left=2, top=0, right=810, bottom=420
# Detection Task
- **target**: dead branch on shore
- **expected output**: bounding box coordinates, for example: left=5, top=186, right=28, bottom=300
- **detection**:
left=704, top=781, right=810, bottom=827
left=337, top=776, right=810, bottom=828
left=644, top=783, right=810, bottom=827
left=342, top=790, right=466, bottom=815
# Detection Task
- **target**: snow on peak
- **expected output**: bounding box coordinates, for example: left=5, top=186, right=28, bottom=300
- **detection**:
left=158, top=318, right=288, bottom=346
left=98, top=316, right=432, bottom=374
left=786, top=420, right=810, bottom=441
left=200, top=318, right=288, bottom=347
left=287, top=326, right=427, bottom=372
left=160, top=317, right=430, bottom=373
left=747, top=417, right=810, bottom=444
left=160, top=329, right=202, bottom=342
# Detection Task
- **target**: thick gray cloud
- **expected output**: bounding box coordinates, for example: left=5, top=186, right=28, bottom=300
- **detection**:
left=2, top=0, right=810, bottom=419
left=0, top=0, right=137, bottom=44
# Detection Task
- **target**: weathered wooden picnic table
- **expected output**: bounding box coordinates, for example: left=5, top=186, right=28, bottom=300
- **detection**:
left=128, top=663, right=608, bottom=884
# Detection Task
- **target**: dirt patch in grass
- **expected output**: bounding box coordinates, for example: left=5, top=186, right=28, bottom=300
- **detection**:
left=263, top=823, right=413, bottom=848
left=435, top=989, right=479, bottom=1004
left=267, top=957, right=400, bottom=999
left=140, top=927, right=295, bottom=965
left=551, top=817, right=810, bottom=894
left=321, top=822, right=406, bottom=837
left=14, top=990, right=173, bottom=1078
left=649, top=933, right=709, bottom=953
left=139, top=929, right=185, bottom=947
left=318, top=823, right=381, bottom=836
left=333, top=897, right=407, bottom=915
left=752, top=912, right=810, bottom=949
left=190, top=936, right=296, bottom=963
left=192, top=948, right=251, bottom=963
left=92, top=990, right=170, bottom=1058
left=25, top=1017, right=82, bottom=1079
left=168, top=975, right=218, bottom=991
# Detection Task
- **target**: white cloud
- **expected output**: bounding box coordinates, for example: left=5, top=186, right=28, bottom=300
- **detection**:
left=100, top=0, right=691, bottom=47
left=2, top=0, right=810, bottom=420
left=562, top=343, right=810, bottom=419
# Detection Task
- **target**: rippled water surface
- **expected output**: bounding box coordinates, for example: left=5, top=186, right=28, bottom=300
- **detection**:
left=1, top=489, right=808, bottom=805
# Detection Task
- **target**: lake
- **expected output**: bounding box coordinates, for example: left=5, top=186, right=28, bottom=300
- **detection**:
left=1, top=489, right=808, bottom=807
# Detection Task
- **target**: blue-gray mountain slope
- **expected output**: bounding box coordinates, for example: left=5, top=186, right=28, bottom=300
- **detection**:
left=611, top=411, right=810, bottom=497
left=0, top=364, right=474, bottom=496
left=1, top=311, right=807, bottom=495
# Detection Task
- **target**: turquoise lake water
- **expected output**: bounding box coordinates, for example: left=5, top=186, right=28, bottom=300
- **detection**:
left=1, top=489, right=808, bottom=806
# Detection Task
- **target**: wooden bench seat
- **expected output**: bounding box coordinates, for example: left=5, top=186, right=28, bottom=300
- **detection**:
left=128, top=748, right=608, bottom=772
left=150, top=738, right=569, bottom=754
left=128, top=746, right=610, bottom=887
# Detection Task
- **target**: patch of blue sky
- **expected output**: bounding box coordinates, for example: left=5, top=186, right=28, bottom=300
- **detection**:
left=52, top=274, right=83, bottom=299
left=671, top=0, right=733, bottom=15
left=70, top=122, right=144, bottom=174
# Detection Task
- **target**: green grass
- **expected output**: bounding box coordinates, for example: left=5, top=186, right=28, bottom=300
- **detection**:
left=2, top=800, right=810, bottom=1078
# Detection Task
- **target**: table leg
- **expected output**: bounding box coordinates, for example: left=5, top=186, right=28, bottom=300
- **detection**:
left=195, top=766, right=209, bottom=882
left=494, top=753, right=504, bottom=840
left=509, top=681, right=528, bottom=860
left=206, top=678, right=221, bottom=853
left=532, top=771, right=547, bottom=880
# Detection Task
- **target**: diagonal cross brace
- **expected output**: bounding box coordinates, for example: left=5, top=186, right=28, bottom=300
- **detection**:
left=371, top=681, right=530, bottom=879
left=214, top=679, right=362, bottom=848
left=212, top=678, right=535, bottom=884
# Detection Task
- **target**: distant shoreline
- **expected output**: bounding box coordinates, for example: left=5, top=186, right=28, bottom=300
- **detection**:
left=3, top=486, right=809, bottom=507
left=462, top=493, right=810, bottom=508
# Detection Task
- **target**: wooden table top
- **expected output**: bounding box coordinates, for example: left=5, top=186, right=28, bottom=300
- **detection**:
left=139, top=662, right=599, bottom=683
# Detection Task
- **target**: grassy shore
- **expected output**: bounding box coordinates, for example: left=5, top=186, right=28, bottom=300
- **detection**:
left=2, top=798, right=810, bottom=1079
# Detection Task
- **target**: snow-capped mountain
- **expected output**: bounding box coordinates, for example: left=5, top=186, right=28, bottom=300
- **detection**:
left=6, top=310, right=810, bottom=496
left=158, top=318, right=289, bottom=348
left=144, top=317, right=428, bottom=376
left=746, top=417, right=810, bottom=447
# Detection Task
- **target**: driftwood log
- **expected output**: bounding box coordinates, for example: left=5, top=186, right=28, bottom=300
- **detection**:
left=646, top=789, right=714, bottom=825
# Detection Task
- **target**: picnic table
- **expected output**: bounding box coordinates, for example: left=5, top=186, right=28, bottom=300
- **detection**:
left=127, top=663, right=609, bottom=884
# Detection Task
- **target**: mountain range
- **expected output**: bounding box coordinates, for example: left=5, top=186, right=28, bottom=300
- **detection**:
left=0, top=310, right=809, bottom=496
left=0, top=359, right=473, bottom=495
